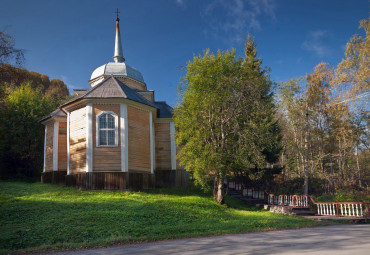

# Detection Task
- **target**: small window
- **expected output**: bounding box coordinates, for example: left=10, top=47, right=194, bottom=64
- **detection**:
left=96, top=111, right=118, bottom=146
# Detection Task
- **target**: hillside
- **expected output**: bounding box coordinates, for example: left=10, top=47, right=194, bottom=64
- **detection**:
left=0, top=181, right=324, bottom=253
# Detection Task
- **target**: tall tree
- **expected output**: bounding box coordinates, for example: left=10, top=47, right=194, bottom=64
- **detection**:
left=277, top=18, right=370, bottom=194
left=0, top=83, right=53, bottom=177
left=334, top=18, right=370, bottom=97
left=0, top=30, right=25, bottom=66
left=174, top=37, right=280, bottom=203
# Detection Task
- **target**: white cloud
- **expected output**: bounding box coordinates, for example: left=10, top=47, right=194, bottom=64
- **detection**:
left=203, top=0, right=276, bottom=43
left=61, top=75, right=78, bottom=93
left=275, top=60, right=283, bottom=65
left=302, top=30, right=330, bottom=58
left=175, top=0, right=185, bottom=6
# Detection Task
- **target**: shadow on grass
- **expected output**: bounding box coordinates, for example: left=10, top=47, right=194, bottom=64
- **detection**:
left=224, top=195, right=264, bottom=211
left=0, top=181, right=320, bottom=253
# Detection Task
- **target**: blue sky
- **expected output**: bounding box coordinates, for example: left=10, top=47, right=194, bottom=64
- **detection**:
left=1, top=0, right=368, bottom=106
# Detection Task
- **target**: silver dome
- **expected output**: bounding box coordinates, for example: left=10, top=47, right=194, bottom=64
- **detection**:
left=90, top=62, right=144, bottom=83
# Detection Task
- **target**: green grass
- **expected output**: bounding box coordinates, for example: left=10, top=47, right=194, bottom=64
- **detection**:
left=0, top=181, right=325, bottom=254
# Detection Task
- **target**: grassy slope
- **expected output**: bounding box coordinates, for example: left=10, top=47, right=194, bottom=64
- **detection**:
left=0, top=181, right=324, bottom=253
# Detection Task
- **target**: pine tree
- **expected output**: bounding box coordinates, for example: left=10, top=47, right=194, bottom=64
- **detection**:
left=174, top=37, right=281, bottom=203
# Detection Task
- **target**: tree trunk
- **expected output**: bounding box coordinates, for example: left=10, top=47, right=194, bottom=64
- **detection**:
left=304, top=104, right=309, bottom=195
left=356, top=145, right=362, bottom=188
left=214, top=176, right=224, bottom=204
left=329, top=152, right=335, bottom=194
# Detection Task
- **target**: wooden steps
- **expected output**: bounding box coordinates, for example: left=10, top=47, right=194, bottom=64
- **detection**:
left=228, top=188, right=314, bottom=216
left=227, top=189, right=265, bottom=206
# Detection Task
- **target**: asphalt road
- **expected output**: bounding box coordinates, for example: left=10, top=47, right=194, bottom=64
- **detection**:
left=51, top=225, right=370, bottom=255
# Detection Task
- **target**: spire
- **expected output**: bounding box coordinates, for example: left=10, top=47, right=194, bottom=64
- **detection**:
left=113, top=8, right=125, bottom=63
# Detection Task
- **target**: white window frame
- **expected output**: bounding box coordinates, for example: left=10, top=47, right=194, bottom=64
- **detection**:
left=96, top=111, right=119, bottom=147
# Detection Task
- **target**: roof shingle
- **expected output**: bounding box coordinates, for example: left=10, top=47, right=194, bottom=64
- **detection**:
left=60, top=76, right=157, bottom=109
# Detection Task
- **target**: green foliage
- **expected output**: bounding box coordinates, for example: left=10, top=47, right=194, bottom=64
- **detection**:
left=0, top=84, right=54, bottom=177
left=334, top=17, right=370, bottom=96
left=175, top=49, right=240, bottom=189
left=312, top=191, right=370, bottom=203
left=275, top=177, right=330, bottom=195
left=0, top=64, right=69, bottom=107
left=174, top=37, right=281, bottom=197
left=0, top=181, right=323, bottom=253
left=0, top=64, right=70, bottom=178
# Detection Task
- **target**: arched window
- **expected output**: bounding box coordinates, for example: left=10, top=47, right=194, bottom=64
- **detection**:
left=96, top=111, right=118, bottom=146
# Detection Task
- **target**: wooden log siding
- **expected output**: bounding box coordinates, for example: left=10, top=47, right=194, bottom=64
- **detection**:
left=137, top=91, right=154, bottom=102
left=69, top=107, right=87, bottom=173
left=155, top=170, right=189, bottom=188
left=58, top=121, right=67, bottom=170
left=155, top=122, right=171, bottom=170
left=128, top=106, right=150, bottom=172
left=45, top=123, right=54, bottom=171
left=65, top=172, right=156, bottom=190
left=117, top=77, right=146, bottom=91
left=93, top=104, right=121, bottom=171
left=41, top=170, right=67, bottom=184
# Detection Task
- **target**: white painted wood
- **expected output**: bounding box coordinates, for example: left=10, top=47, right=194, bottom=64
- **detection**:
left=43, top=125, right=47, bottom=172
left=96, top=110, right=119, bottom=147
left=170, top=121, right=176, bottom=170
left=149, top=111, right=154, bottom=174
left=86, top=104, right=93, bottom=172
left=120, top=104, right=128, bottom=172
left=152, top=121, right=156, bottom=171
left=67, top=112, right=70, bottom=175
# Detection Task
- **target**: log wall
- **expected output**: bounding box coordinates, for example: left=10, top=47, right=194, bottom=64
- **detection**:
left=117, top=77, right=146, bottom=91
left=69, top=107, right=86, bottom=173
left=93, top=104, right=121, bottom=171
left=47, top=170, right=188, bottom=189
left=45, top=123, right=54, bottom=172
left=127, top=106, right=150, bottom=172
left=58, top=121, right=67, bottom=170
left=41, top=171, right=67, bottom=184
left=65, top=172, right=155, bottom=190
left=155, top=170, right=189, bottom=188
left=137, top=91, right=154, bottom=102
left=154, top=122, right=171, bottom=170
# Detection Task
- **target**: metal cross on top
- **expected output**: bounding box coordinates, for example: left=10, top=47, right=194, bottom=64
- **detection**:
left=115, top=8, right=120, bottom=19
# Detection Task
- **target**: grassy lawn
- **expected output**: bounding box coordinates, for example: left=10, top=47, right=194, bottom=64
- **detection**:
left=0, top=181, right=325, bottom=253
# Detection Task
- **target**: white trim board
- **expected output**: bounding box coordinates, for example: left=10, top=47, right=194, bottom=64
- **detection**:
left=43, top=126, right=47, bottom=172
left=52, top=121, right=59, bottom=171
left=86, top=104, right=93, bottom=172
left=67, top=112, right=70, bottom=175
left=120, top=103, right=128, bottom=172
left=149, top=111, right=154, bottom=174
